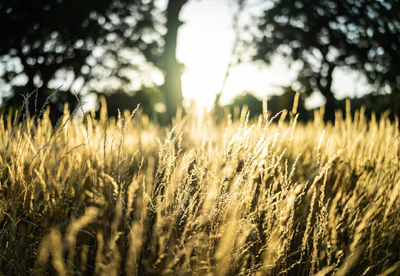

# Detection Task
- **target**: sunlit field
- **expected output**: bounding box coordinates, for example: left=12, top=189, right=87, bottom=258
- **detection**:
left=1, top=99, right=400, bottom=275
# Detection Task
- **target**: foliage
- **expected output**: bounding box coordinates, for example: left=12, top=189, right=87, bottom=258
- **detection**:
left=252, top=0, right=400, bottom=120
left=228, top=92, right=264, bottom=119
left=1, top=102, right=400, bottom=275
left=0, top=0, right=187, bottom=120
left=96, top=86, right=169, bottom=124
left=227, top=90, right=310, bottom=121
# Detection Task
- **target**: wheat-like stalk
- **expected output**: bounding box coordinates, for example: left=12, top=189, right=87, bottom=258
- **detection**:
left=0, top=102, right=399, bottom=275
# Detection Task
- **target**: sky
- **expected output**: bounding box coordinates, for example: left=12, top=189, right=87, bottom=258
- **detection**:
left=177, top=0, right=371, bottom=109
left=178, top=0, right=294, bottom=107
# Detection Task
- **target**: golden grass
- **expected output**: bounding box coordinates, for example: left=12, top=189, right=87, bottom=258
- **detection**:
left=1, top=101, right=400, bottom=275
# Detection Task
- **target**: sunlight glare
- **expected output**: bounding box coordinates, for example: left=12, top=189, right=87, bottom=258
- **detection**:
left=178, top=1, right=233, bottom=108
left=178, top=0, right=298, bottom=109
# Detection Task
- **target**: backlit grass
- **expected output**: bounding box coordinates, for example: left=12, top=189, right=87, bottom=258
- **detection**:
left=1, top=100, right=400, bottom=275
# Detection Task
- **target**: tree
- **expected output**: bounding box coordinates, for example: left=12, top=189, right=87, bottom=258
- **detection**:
left=228, top=92, right=263, bottom=119
left=251, top=0, right=400, bottom=120
left=0, top=0, right=188, bottom=121
left=159, top=0, right=188, bottom=121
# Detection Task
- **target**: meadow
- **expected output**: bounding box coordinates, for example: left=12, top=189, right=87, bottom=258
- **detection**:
left=1, top=98, right=400, bottom=275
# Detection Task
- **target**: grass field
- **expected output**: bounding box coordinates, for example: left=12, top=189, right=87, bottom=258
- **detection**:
left=1, top=100, right=400, bottom=275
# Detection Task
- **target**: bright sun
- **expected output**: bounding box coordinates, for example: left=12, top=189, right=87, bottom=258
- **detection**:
left=177, top=0, right=297, bottom=109
left=178, top=1, right=233, bottom=108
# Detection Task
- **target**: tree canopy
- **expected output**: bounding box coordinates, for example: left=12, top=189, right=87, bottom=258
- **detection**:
left=0, top=0, right=187, bottom=121
left=252, top=0, right=400, bottom=120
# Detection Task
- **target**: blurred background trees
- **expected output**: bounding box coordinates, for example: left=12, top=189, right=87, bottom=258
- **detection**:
left=0, top=0, right=399, bottom=123
left=96, top=86, right=168, bottom=124
left=0, top=0, right=186, bottom=122
left=1, top=0, right=150, bottom=119
left=251, top=0, right=400, bottom=120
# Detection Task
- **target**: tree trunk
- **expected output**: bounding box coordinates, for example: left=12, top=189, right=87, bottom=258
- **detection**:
left=321, top=88, right=337, bottom=122
left=317, top=63, right=337, bottom=121
left=162, top=0, right=187, bottom=121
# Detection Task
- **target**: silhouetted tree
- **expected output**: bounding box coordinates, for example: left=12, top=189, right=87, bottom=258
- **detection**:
left=160, top=0, right=188, bottom=121
left=252, top=0, right=400, bottom=120
left=96, top=86, right=168, bottom=123
left=267, top=88, right=310, bottom=120
left=227, top=90, right=310, bottom=121
left=0, top=0, right=188, bottom=121
left=1, top=0, right=152, bottom=116
left=228, top=92, right=263, bottom=119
